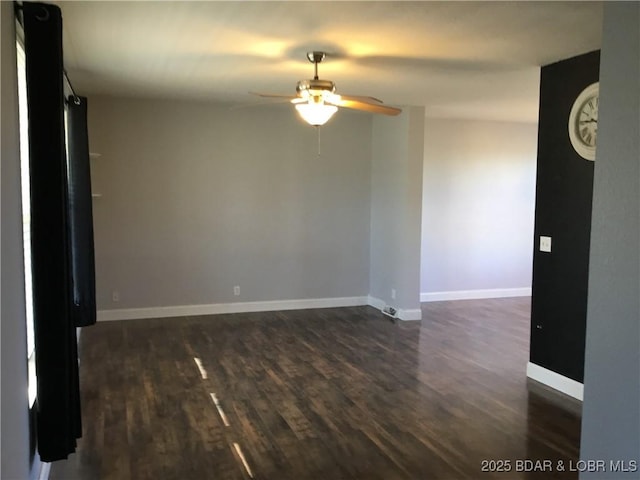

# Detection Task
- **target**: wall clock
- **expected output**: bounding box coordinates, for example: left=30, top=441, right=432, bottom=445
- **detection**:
left=568, top=82, right=599, bottom=161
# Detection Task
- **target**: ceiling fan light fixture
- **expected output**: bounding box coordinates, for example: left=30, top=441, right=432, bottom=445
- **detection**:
left=295, top=102, right=338, bottom=126
left=251, top=51, right=401, bottom=126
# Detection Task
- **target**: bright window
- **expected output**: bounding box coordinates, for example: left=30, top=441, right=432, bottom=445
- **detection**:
left=16, top=39, right=37, bottom=408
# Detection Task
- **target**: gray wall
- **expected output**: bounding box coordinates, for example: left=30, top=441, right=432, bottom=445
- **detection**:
left=421, top=118, right=537, bottom=294
left=1, top=2, right=30, bottom=478
left=88, top=96, right=372, bottom=310
left=581, top=2, right=639, bottom=477
left=369, top=107, right=424, bottom=314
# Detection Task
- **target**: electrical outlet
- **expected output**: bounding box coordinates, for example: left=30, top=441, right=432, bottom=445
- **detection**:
left=112, top=290, right=120, bottom=302
left=391, top=288, right=396, bottom=300
left=233, top=285, right=240, bottom=296
left=540, top=236, right=552, bottom=253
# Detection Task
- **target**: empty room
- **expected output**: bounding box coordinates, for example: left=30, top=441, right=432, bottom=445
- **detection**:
left=2, top=2, right=638, bottom=480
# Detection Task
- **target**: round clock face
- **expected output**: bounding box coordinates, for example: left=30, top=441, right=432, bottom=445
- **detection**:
left=568, top=82, right=599, bottom=161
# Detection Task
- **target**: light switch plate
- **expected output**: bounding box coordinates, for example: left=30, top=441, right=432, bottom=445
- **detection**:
left=540, top=236, right=552, bottom=253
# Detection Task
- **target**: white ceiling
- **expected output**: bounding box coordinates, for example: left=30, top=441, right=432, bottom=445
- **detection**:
left=54, top=1, right=603, bottom=122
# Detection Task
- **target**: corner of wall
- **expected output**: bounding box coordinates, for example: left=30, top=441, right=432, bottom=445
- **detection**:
left=369, top=108, right=423, bottom=314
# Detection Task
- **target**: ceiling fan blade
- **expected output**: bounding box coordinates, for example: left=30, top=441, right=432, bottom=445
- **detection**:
left=331, top=97, right=402, bottom=116
left=340, top=94, right=384, bottom=104
left=249, top=91, right=298, bottom=100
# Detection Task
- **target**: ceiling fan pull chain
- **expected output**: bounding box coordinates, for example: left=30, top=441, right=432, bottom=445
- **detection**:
left=317, top=126, right=322, bottom=158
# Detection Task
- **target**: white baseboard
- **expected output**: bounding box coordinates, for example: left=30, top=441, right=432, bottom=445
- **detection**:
left=421, top=287, right=532, bottom=302
left=367, top=295, right=385, bottom=311
left=397, top=308, right=422, bottom=321
left=366, top=296, right=422, bottom=321
left=39, top=463, right=50, bottom=480
left=97, top=296, right=369, bottom=321
left=526, top=362, right=584, bottom=401
left=29, top=452, right=49, bottom=480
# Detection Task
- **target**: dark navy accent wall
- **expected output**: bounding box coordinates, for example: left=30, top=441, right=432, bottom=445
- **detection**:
left=530, top=50, right=600, bottom=383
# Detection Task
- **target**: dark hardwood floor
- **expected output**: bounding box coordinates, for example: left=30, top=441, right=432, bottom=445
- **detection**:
left=50, top=297, right=581, bottom=480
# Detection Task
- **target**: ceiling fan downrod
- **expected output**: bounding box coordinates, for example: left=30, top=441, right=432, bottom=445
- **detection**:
left=307, top=51, right=325, bottom=80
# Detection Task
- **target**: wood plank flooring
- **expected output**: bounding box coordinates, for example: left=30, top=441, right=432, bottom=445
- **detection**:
left=50, top=298, right=581, bottom=479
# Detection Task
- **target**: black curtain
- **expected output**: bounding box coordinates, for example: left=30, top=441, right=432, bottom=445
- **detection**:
left=67, top=96, right=97, bottom=328
left=22, top=1, right=95, bottom=462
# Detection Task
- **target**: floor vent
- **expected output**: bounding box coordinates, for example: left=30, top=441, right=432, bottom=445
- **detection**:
left=382, top=305, right=397, bottom=321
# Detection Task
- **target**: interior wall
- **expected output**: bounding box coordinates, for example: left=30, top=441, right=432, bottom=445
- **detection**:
left=581, top=2, right=639, bottom=474
left=369, top=107, right=424, bottom=318
left=420, top=118, right=538, bottom=297
left=88, top=96, right=372, bottom=311
left=529, top=50, right=600, bottom=384
left=1, top=2, right=30, bottom=478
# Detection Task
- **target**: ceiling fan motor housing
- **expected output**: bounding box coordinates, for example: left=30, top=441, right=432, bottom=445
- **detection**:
left=296, top=79, right=336, bottom=99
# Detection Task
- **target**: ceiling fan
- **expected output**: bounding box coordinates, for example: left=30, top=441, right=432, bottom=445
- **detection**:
left=251, top=51, right=402, bottom=126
